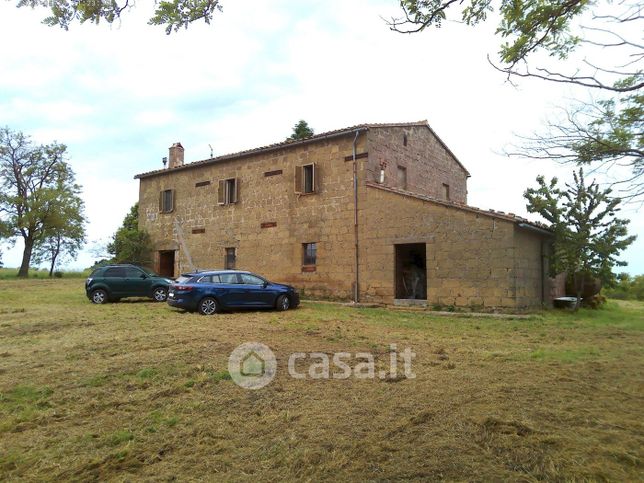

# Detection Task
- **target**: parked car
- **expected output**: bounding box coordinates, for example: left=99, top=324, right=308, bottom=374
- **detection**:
left=168, top=270, right=300, bottom=315
left=85, top=264, right=173, bottom=304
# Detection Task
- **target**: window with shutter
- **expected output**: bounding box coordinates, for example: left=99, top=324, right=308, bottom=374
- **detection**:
left=296, top=164, right=317, bottom=194
left=159, top=189, right=174, bottom=213
left=218, top=178, right=238, bottom=205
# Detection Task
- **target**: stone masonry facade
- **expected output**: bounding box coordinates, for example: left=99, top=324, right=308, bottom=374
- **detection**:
left=136, top=121, right=551, bottom=310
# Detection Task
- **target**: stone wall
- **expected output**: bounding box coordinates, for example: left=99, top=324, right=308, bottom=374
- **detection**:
left=138, top=133, right=367, bottom=299
left=365, top=125, right=469, bottom=203
left=359, top=184, right=547, bottom=309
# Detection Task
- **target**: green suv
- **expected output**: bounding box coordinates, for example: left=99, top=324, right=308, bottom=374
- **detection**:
left=85, top=264, right=173, bottom=304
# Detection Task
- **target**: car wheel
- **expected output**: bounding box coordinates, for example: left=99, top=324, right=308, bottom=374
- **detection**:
left=276, top=294, right=291, bottom=311
left=91, top=289, right=108, bottom=304
left=153, top=287, right=168, bottom=302
left=198, top=297, right=219, bottom=315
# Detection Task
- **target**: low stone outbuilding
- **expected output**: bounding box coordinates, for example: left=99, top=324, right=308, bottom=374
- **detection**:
left=135, top=121, right=553, bottom=310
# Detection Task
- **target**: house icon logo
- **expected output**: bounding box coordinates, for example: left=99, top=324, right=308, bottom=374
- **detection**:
left=228, top=342, right=276, bottom=389
left=240, top=351, right=265, bottom=377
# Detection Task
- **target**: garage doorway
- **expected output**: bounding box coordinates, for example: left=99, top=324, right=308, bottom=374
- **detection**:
left=158, top=250, right=175, bottom=278
left=395, top=243, right=427, bottom=299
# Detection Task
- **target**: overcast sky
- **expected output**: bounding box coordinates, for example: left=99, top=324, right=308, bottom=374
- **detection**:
left=0, top=0, right=641, bottom=274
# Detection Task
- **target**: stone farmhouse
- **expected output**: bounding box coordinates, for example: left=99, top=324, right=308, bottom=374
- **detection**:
left=135, top=121, right=554, bottom=310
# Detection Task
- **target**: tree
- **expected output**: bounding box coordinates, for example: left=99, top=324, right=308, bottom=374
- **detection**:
left=0, top=219, right=10, bottom=267
left=388, top=0, right=642, bottom=92
left=388, top=1, right=643, bottom=199
left=32, top=192, right=86, bottom=277
left=524, top=168, right=636, bottom=310
left=509, top=78, right=643, bottom=200
left=0, top=127, right=87, bottom=277
left=107, top=203, right=152, bottom=265
left=15, top=0, right=223, bottom=34
left=287, top=120, right=315, bottom=141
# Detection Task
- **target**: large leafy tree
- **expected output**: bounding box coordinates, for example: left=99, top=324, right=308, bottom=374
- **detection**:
left=32, top=191, right=87, bottom=277
left=107, top=202, right=152, bottom=265
left=524, top=168, right=636, bottom=310
left=388, top=0, right=643, bottom=199
left=287, top=120, right=315, bottom=141
left=15, top=0, right=223, bottom=34
left=0, top=127, right=87, bottom=277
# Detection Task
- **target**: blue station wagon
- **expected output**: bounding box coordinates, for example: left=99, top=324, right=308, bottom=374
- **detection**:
left=167, top=270, right=300, bottom=315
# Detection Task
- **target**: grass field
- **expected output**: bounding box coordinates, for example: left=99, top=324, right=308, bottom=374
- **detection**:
left=0, top=279, right=642, bottom=481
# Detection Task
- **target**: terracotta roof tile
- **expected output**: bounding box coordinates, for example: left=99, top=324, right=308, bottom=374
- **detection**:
left=134, top=120, right=471, bottom=179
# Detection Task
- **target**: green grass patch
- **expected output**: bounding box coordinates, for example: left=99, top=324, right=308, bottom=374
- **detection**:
left=526, top=347, right=602, bottom=363
left=106, top=430, right=134, bottom=447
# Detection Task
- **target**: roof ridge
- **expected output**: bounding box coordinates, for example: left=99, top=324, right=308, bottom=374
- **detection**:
left=134, top=120, right=432, bottom=179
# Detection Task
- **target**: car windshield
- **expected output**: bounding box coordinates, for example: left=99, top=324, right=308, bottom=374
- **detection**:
left=141, top=267, right=160, bottom=277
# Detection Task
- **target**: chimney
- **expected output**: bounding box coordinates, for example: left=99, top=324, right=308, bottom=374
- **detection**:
left=168, top=142, right=184, bottom=169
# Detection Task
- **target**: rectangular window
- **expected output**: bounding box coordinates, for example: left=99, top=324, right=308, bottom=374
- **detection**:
left=295, top=164, right=317, bottom=194
left=302, top=242, right=317, bottom=266
left=218, top=178, right=238, bottom=205
left=397, top=166, right=407, bottom=190
left=442, top=183, right=450, bottom=200
left=225, top=247, right=236, bottom=269
left=195, top=180, right=211, bottom=187
left=159, top=189, right=174, bottom=213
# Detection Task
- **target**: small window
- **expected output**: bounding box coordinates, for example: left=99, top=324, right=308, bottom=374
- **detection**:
left=241, top=274, right=265, bottom=285
left=403, top=133, right=408, bottom=146
left=225, top=248, right=236, bottom=269
left=104, top=267, right=126, bottom=278
left=397, top=166, right=407, bottom=190
left=159, top=189, right=174, bottom=213
left=442, top=183, right=450, bottom=200
left=295, top=164, right=317, bottom=194
left=303, top=242, right=317, bottom=266
left=218, top=178, right=238, bottom=205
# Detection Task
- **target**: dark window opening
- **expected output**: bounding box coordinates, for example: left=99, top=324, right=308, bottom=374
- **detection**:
left=403, top=133, right=408, bottom=146
left=225, top=247, right=236, bottom=269
left=160, top=189, right=174, bottom=213
left=303, top=242, right=317, bottom=266
left=218, top=178, right=238, bottom=205
left=303, top=164, right=314, bottom=193
left=295, top=164, right=317, bottom=194
left=397, top=166, right=407, bottom=190
left=195, top=180, right=211, bottom=187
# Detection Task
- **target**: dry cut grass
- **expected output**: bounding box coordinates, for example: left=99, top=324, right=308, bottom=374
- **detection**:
left=0, top=279, right=643, bottom=481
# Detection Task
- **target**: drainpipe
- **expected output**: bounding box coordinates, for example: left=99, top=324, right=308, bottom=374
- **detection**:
left=352, top=129, right=364, bottom=303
